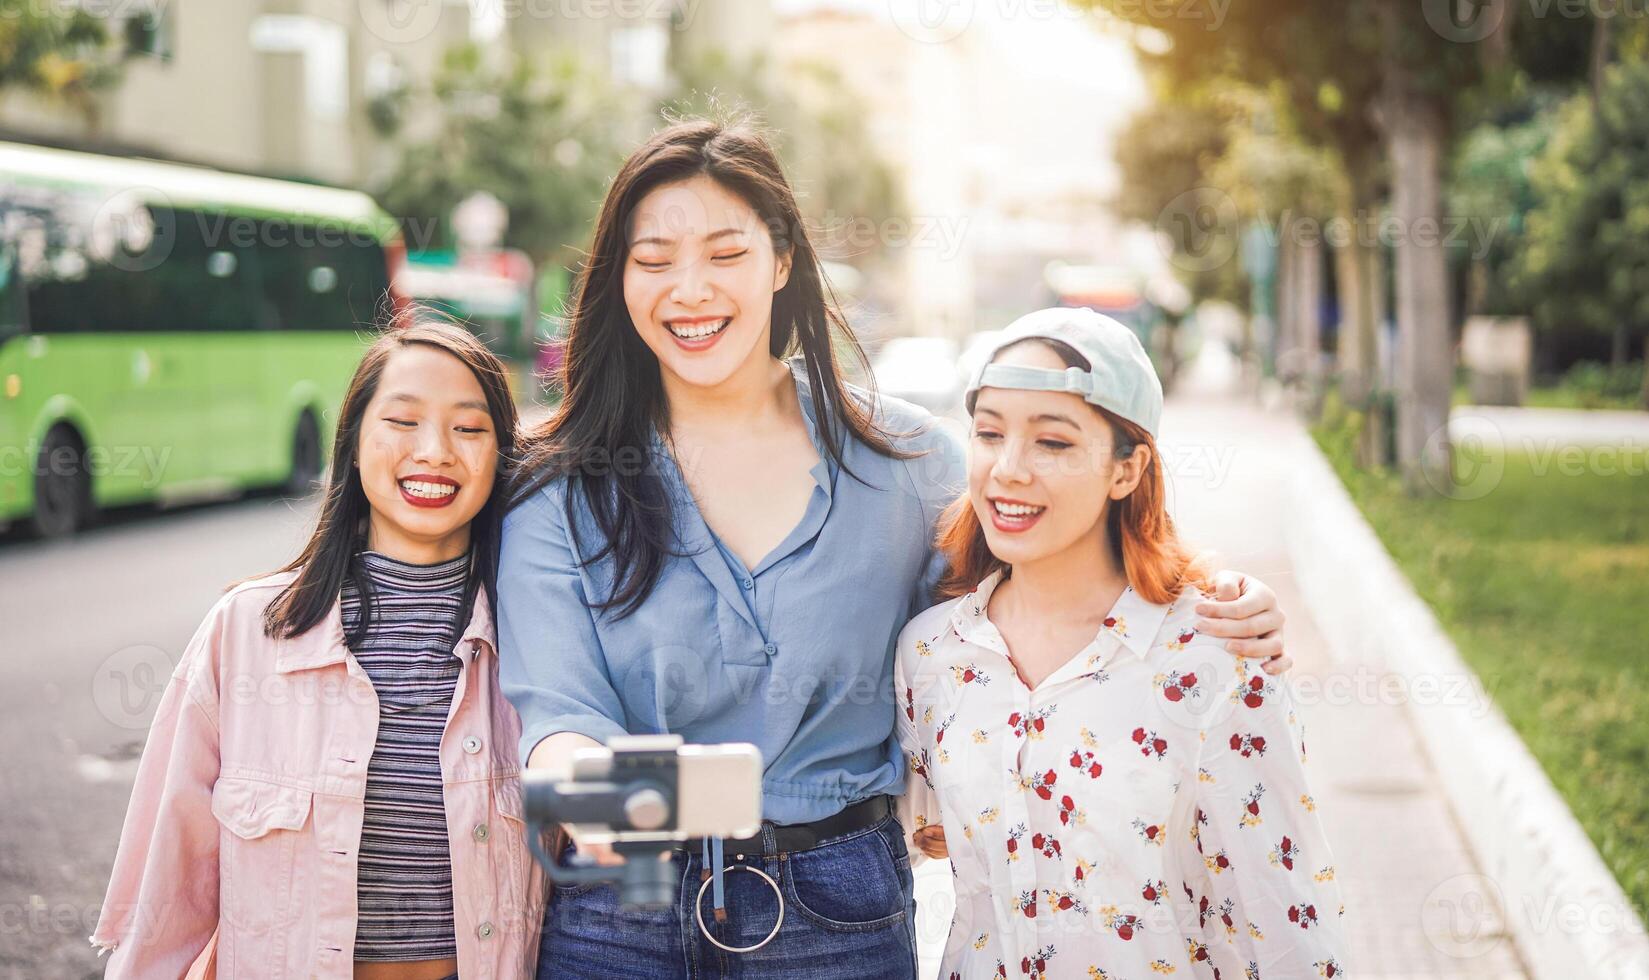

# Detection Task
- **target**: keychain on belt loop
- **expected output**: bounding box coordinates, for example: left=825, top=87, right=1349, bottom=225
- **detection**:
left=696, top=836, right=785, bottom=953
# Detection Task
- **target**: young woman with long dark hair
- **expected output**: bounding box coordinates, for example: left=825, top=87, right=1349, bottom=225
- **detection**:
left=497, top=119, right=1290, bottom=979
left=92, top=320, right=545, bottom=980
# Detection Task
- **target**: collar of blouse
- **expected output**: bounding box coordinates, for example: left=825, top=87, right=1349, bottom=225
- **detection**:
left=947, top=570, right=1173, bottom=687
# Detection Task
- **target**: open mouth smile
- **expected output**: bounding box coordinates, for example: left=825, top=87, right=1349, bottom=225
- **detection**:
left=398, top=474, right=460, bottom=509
left=988, top=497, right=1046, bottom=533
left=665, top=316, right=731, bottom=350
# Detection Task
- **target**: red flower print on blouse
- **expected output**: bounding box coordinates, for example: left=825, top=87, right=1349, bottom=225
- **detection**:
left=1157, top=669, right=1201, bottom=703
left=1131, top=726, right=1169, bottom=759
left=1288, top=902, right=1322, bottom=930
left=1240, top=673, right=1275, bottom=709
left=1271, top=835, right=1299, bottom=870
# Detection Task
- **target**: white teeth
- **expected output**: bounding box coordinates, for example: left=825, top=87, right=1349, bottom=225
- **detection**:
left=994, top=501, right=1044, bottom=517
left=400, top=479, right=457, bottom=498
left=667, top=318, right=730, bottom=340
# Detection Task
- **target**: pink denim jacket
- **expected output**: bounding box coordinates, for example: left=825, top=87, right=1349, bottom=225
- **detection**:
left=90, top=569, right=547, bottom=979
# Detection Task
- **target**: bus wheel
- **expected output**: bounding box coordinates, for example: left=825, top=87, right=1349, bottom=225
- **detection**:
left=33, top=425, right=94, bottom=538
left=286, top=411, right=322, bottom=496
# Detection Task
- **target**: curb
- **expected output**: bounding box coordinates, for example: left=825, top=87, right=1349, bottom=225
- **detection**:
left=1282, top=424, right=1649, bottom=980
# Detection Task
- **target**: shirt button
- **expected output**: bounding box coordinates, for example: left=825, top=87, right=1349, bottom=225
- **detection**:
left=476, top=921, right=494, bottom=940
left=763, top=642, right=777, bottom=656
left=473, top=823, right=490, bottom=843
left=462, top=736, right=483, bottom=754
left=742, top=578, right=754, bottom=590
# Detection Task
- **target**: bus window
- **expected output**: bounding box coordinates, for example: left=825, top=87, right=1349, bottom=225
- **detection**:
left=0, top=241, right=22, bottom=340
left=154, top=209, right=263, bottom=332
left=19, top=201, right=260, bottom=335
left=256, top=219, right=390, bottom=332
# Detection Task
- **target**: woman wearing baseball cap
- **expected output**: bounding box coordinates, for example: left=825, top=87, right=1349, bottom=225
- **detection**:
left=896, top=308, right=1347, bottom=978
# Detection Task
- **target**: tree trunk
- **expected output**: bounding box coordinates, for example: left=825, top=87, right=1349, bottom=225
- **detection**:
left=1641, top=331, right=1649, bottom=411
left=1333, top=158, right=1388, bottom=465
left=1275, top=232, right=1296, bottom=384
left=1590, top=7, right=1614, bottom=111
left=1296, top=233, right=1325, bottom=417
left=1611, top=323, right=1629, bottom=371
left=1381, top=4, right=1454, bottom=495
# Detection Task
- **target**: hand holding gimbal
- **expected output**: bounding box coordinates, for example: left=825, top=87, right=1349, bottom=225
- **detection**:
left=521, top=735, right=763, bottom=909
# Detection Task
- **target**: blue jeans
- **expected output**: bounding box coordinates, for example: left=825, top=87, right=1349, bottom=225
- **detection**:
left=537, top=814, right=918, bottom=979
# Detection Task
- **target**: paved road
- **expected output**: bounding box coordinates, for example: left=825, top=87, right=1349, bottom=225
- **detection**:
left=0, top=494, right=319, bottom=980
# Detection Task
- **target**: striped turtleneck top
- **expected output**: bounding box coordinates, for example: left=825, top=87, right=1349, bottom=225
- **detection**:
left=340, top=549, right=471, bottom=962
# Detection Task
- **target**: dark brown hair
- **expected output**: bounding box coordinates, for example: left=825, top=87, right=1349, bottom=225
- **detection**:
left=262, top=314, right=520, bottom=642
left=936, top=338, right=1209, bottom=604
left=512, top=117, right=908, bottom=617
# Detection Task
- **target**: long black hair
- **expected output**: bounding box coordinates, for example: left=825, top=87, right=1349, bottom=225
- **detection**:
left=512, top=117, right=911, bottom=618
left=263, top=314, right=520, bottom=644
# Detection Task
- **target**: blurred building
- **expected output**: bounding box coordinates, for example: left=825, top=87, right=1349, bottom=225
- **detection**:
left=507, top=0, right=774, bottom=91
left=507, top=0, right=672, bottom=90
left=0, top=1, right=473, bottom=188
left=774, top=5, right=978, bottom=338
left=0, top=0, right=778, bottom=190
left=774, top=2, right=1148, bottom=339
left=671, top=0, right=777, bottom=67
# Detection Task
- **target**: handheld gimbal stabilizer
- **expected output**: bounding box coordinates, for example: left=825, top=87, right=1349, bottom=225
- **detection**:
left=520, top=735, right=763, bottom=909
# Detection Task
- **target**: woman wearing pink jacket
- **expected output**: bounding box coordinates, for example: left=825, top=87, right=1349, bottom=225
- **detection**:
left=90, top=320, right=546, bottom=980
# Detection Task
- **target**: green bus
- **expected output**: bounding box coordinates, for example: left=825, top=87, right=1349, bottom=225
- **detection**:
left=0, top=141, right=405, bottom=537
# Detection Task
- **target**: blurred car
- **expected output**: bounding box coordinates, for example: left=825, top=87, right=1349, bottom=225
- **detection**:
left=871, top=336, right=963, bottom=416
left=1044, top=263, right=1161, bottom=343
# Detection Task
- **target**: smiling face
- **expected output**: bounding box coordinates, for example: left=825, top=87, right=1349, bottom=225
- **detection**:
left=968, top=341, right=1148, bottom=568
left=356, top=343, right=499, bottom=563
left=622, top=174, right=792, bottom=391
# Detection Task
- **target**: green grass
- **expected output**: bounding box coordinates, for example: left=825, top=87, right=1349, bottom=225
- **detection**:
left=1454, top=383, right=1643, bottom=411
left=1314, top=403, right=1649, bottom=915
left=1521, top=386, right=1643, bottom=411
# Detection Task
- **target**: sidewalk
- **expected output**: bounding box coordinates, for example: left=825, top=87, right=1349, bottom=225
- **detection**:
left=1451, top=403, right=1649, bottom=448
left=914, top=345, right=1531, bottom=978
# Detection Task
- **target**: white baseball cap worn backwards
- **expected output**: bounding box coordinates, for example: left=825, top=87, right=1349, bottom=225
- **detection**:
left=963, top=306, right=1164, bottom=440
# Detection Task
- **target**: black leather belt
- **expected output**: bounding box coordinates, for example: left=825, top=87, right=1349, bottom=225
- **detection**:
left=691, top=794, right=896, bottom=858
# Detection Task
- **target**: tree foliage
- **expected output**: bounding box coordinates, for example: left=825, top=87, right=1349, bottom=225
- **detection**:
left=0, top=0, right=119, bottom=117
left=375, top=43, right=629, bottom=267
left=375, top=43, right=903, bottom=275
left=662, top=51, right=903, bottom=261
left=1511, top=61, right=1649, bottom=340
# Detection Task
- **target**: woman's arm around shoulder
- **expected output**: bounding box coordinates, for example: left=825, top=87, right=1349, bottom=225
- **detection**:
left=894, top=599, right=961, bottom=862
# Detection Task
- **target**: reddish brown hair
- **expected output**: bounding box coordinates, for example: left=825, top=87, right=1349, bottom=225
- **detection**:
left=936, top=342, right=1210, bottom=604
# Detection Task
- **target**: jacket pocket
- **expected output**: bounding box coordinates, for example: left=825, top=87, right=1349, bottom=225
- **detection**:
left=490, top=778, right=529, bottom=910
left=210, top=777, right=312, bottom=935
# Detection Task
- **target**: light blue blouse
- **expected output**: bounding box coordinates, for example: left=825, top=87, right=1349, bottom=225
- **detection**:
left=497, top=361, right=966, bottom=824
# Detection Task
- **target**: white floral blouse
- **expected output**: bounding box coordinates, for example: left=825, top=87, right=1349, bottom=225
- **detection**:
left=896, top=572, right=1347, bottom=980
